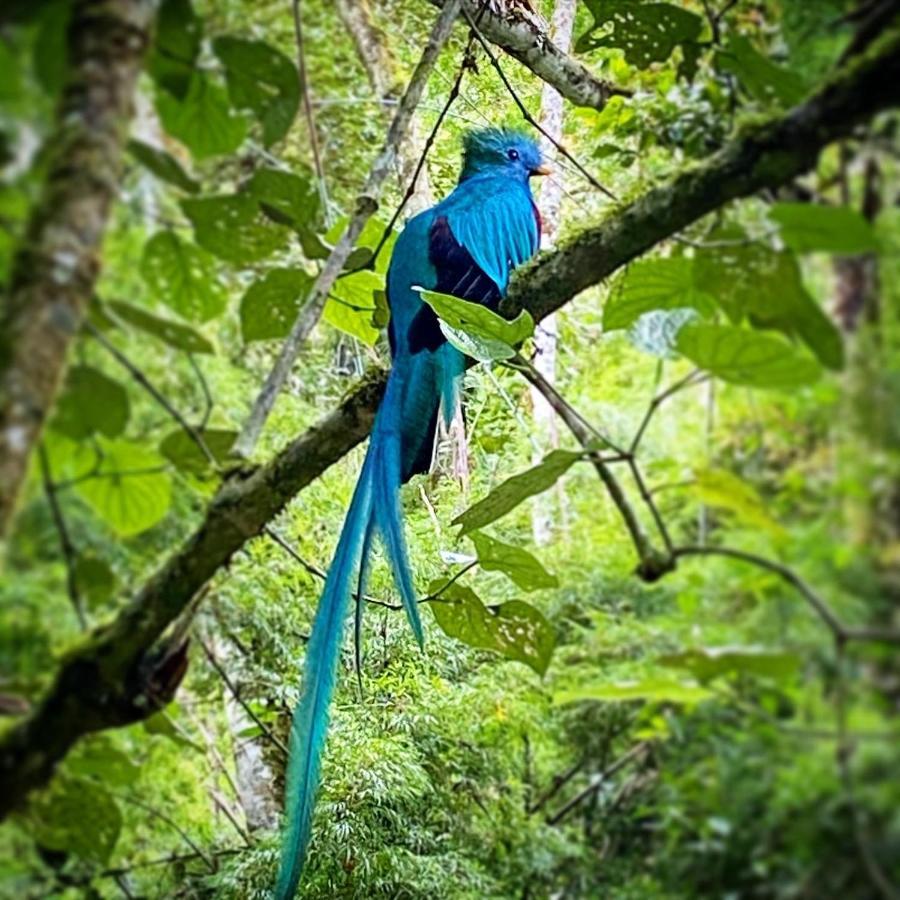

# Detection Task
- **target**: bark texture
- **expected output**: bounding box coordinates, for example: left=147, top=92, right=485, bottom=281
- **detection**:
left=0, top=0, right=154, bottom=537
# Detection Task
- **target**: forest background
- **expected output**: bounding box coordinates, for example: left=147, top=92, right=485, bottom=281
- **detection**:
left=1, top=0, right=899, bottom=897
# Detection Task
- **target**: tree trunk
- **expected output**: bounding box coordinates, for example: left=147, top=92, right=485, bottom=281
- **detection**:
left=0, top=0, right=153, bottom=538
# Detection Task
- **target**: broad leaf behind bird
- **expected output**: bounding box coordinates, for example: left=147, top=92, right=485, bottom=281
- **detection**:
left=276, top=127, right=546, bottom=899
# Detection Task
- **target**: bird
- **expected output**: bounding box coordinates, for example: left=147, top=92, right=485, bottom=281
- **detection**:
left=275, top=127, right=548, bottom=899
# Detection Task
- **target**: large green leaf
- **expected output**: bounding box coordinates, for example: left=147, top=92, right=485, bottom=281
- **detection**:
left=66, top=738, right=140, bottom=787
left=73, top=554, right=116, bottom=609
left=213, top=36, right=299, bottom=147
left=181, top=194, right=290, bottom=265
left=239, top=267, right=313, bottom=342
left=429, top=581, right=555, bottom=676
left=453, top=450, right=583, bottom=536
left=690, top=468, right=785, bottom=540
left=26, top=776, right=122, bottom=865
left=576, top=0, right=703, bottom=68
left=247, top=167, right=319, bottom=230
left=159, top=427, right=237, bottom=474
left=676, top=324, right=821, bottom=388
left=156, top=72, right=248, bottom=161
left=51, top=365, right=129, bottom=440
left=470, top=532, right=558, bottom=591
left=140, top=231, right=227, bottom=322
left=326, top=270, right=382, bottom=345
left=604, top=257, right=714, bottom=331
left=716, top=35, right=807, bottom=107
left=769, top=203, right=879, bottom=254
left=75, top=439, right=172, bottom=536
left=659, top=646, right=799, bottom=683
left=147, top=0, right=202, bottom=99
left=420, top=289, right=534, bottom=361
left=127, top=139, right=199, bottom=194
left=106, top=301, right=214, bottom=354
left=555, top=678, right=713, bottom=705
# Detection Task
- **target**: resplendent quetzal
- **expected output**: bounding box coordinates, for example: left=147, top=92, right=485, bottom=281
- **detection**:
left=276, top=128, right=547, bottom=898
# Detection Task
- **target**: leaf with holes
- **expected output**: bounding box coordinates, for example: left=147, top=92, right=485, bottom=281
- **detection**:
left=127, top=139, right=199, bottom=194
left=106, top=301, right=214, bottom=354
left=159, top=428, right=237, bottom=475
left=604, top=257, right=714, bottom=331
left=716, top=35, right=807, bottom=108
left=659, top=646, right=799, bottom=683
left=26, top=776, right=122, bottom=865
left=240, top=268, right=313, bottom=342
left=769, top=203, right=878, bottom=255
left=576, top=0, right=703, bottom=68
left=326, top=271, right=383, bottom=345
left=140, top=231, right=227, bottom=322
left=75, top=439, right=172, bottom=536
left=429, top=581, right=555, bottom=675
left=676, top=324, right=821, bottom=388
left=156, top=72, right=248, bottom=160
left=453, top=450, right=583, bottom=536
left=51, top=365, right=129, bottom=440
left=213, top=36, right=299, bottom=147
left=470, top=532, right=558, bottom=591
left=182, top=194, right=290, bottom=265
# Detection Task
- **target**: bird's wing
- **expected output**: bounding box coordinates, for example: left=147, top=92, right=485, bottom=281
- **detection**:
left=406, top=182, right=540, bottom=354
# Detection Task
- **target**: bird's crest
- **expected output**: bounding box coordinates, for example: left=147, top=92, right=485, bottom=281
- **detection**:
left=460, top=128, right=544, bottom=180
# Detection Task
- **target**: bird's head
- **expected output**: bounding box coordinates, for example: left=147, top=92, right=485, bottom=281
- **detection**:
left=460, top=128, right=549, bottom=183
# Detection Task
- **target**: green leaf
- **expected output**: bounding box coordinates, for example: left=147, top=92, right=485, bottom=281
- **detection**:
left=73, top=555, right=116, bottom=609
left=325, top=215, right=397, bottom=275
left=716, top=35, right=807, bottom=107
left=239, top=267, right=313, bottom=342
left=156, top=73, right=248, bottom=161
left=246, top=167, right=319, bottom=229
left=147, top=0, right=202, bottom=99
left=627, top=308, right=699, bottom=358
left=429, top=581, right=555, bottom=676
left=32, top=1, right=70, bottom=96
left=106, top=301, right=214, bottom=354
left=26, top=776, right=122, bottom=865
left=555, top=678, right=713, bottom=705
left=326, top=270, right=382, bottom=345
left=51, top=365, right=129, bottom=440
left=576, top=0, right=703, bottom=68
left=66, top=738, right=140, bottom=786
left=159, top=427, right=237, bottom=474
left=127, top=139, right=199, bottom=193
left=213, top=36, right=300, bottom=147
left=675, top=324, right=821, bottom=388
left=470, top=532, right=558, bottom=591
left=769, top=203, right=879, bottom=254
left=659, top=646, right=800, bottom=683
left=75, top=439, right=172, bottom=537
left=140, top=231, right=227, bottom=322
left=143, top=709, right=202, bottom=751
left=604, top=257, right=714, bottom=331
left=181, top=194, right=290, bottom=265
left=453, top=450, right=583, bottom=536
left=420, top=289, right=534, bottom=361
left=690, top=468, right=786, bottom=540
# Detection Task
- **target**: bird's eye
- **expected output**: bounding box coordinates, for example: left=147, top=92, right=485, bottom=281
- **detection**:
left=507, top=148, right=519, bottom=161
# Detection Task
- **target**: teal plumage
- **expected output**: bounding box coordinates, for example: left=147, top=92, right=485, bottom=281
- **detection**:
left=275, top=128, right=546, bottom=899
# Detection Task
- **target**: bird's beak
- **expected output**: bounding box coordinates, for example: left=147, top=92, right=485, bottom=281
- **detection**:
left=531, top=163, right=551, bottom=176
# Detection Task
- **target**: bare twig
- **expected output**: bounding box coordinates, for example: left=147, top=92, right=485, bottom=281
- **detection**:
left=629, top=369, right=707, bottom=455
left=233, top=0, right=463, bottom=459
left=37, top=444, right=86, bottom=629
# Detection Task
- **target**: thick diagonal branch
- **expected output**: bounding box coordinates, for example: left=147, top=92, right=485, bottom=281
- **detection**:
left=0, top=0, right=154, bottom=537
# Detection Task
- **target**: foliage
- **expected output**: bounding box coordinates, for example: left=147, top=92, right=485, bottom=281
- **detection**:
left=1, top=0, right=899, bottom=898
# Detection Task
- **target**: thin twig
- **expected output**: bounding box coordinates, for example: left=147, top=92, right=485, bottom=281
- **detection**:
left=187, top=353, right=214, bottom=430
left=87, top=322, right=217, bottom=468
left=461, top=7, right=616, bottom=201
left=292, top=0, right=331, bottom=222
left=233, top=0, right=463, bottom=459
left=629, top=369, right=706, bottom=455
left=38, top=444, right=86, bottom=629
left=101, top=848, right=241, bottom=878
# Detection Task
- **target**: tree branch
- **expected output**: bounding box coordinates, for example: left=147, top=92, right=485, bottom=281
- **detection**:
left=0, top=0, right=154, bottom=537
left=232, top=0, right=462, bottom=459
left=428, top=0, right=631, bottom=112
